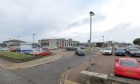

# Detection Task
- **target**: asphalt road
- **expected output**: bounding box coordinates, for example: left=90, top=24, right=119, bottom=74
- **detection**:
left=4, top=48, right=99, bottom=84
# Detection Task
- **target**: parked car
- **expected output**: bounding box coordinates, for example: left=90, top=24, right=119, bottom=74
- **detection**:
left=75, top=48, right=85, bottom=56
left=33, top=49, right=52, bottom=56
left=128, top=48, right=140, bottom=56
left=66, top=46, right=76, bottom=51
left=114, top=57, right=140, bottom=79
left=126, top=46, right=135, bottom=55
left=79, top=46, right=85, bottom=49
left=102, top=47, right=113, bottom=55
left=115, top=48, right=126, bottom=56
left=0, top=48, right=9, bottom=51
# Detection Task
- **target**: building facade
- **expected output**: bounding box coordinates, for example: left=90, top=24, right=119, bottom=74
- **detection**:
left=38, top=38, right=80, bottom=48
left=3, top=39, right=25, bottom=49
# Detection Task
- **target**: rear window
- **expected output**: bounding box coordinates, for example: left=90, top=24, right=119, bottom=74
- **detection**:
left=104, top=48, right=112, bottom=50
left=120, top=60, right=138, bottom=68
left=116, top=49, right=125, bottom=52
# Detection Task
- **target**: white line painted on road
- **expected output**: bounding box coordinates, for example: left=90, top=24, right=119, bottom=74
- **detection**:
left=64, top=69, right=72, bottom=84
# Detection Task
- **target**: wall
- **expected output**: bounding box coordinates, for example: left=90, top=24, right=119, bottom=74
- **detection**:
left=81, top=71, right=131, bottom=84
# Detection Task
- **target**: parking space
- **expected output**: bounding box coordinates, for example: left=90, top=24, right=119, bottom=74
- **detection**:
left=93, top=51, right=140, bottom=84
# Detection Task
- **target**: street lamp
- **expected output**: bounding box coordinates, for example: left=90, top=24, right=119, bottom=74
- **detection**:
left=102, top=36, right=104, bottom=48
left=89, top=11, right=95, bottom=68
left=33, top=33, right=36, bottom=43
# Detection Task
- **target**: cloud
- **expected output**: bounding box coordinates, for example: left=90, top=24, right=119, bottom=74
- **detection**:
left=68, top=12, right=106, bottom=28
left=0, top=0, right=140, bottom=43
left=103, top=23, right=140, bottom=43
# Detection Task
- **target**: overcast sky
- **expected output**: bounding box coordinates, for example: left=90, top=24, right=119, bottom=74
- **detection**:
left=0, top=0, right=140, bottom=43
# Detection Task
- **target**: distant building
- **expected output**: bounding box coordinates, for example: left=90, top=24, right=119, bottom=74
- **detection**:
left=106, top=41, right=113, bottom=47
left=0, top=43, right=6, bottom=48
left=3, top=39, right=25, bottom=49
left=94, top=42, right=104, bottom=47
left=38, top=38, right=80, bottom=48
left=32, top=43, right=41, bottom=48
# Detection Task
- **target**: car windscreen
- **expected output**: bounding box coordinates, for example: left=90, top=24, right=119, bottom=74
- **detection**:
left=120, top=60, right=138, bottom=68
left=116, top=49, right=125, bottom=52
left=104, top=48, right=112, bottom=50
left=129, top=48, right=140, bottom=51
left=77, top=49, right=84, bottom=52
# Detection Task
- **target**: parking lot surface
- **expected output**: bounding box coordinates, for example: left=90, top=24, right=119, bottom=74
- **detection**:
left=93, top=51, right=140, bottom=84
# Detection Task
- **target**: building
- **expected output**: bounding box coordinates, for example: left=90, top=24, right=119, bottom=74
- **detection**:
left=38, top=38, right=80, bottom=48
left=106, top=41, right=113, bottom=47
left=3, top=39, right=25, bottom=49
left=94, top=42, right=105, bottom=47
left=0, top=43, right=6, bottom=48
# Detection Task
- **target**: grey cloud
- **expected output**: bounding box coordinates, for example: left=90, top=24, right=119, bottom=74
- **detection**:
left=0, top=0, right=88, bottom=42
left=68, top=13, right=106, bottom=28
left=102, top=23, right=140, bottom=43
left=68, top=23, right=140, bottom=43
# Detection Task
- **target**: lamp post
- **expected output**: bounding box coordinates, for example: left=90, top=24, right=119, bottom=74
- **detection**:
left=33, top=33, right=36, bottom=43
left=102, top=36, right=104, bottom=48
left=89, top=11, right=95, bottom=68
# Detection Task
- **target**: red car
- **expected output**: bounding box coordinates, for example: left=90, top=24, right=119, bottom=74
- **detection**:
left=114, top=57, right=140, bottom=79
left=33, top=50, right=52, bottom=56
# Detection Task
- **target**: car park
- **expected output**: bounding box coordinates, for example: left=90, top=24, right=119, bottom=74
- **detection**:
left=126, top=46, right=136, bottom=55
left=102, top=47, right=113, bottom=55
left=114, top=57, right=140, bottom=79
left=128, top=48, right=140, bottom=57
left=115, top=48, right=126, bottom=56
left=75, top=48, right=85, bottom=56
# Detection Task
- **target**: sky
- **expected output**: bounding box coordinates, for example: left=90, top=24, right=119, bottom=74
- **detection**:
left=0, top=0, right=140, bottom=43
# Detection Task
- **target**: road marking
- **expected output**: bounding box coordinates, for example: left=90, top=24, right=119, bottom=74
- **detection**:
left=64, top=69, right=72, bottom=84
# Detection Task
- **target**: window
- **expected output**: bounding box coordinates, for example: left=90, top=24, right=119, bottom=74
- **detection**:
left=120, top=60, right=138, bottom=68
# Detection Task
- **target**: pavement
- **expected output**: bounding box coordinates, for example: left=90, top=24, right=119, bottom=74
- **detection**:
left=6, top=55, right=63, bottom=69
left=63, top=62, right=88, bottom=84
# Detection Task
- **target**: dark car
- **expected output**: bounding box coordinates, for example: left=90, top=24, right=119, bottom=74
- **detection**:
left=75, top=48, right=85, bottom=56
left=128, top=48, right=140, bottom=57
left=115, top=48, right=126, bottom=56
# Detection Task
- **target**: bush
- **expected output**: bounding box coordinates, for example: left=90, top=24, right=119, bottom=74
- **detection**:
left=133, top=38, right=140, bottom=46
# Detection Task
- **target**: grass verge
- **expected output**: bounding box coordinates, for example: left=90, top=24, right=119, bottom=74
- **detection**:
left=0, top=51, right=41, bottom=63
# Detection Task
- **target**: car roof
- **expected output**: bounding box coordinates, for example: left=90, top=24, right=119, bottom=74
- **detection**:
left=116, top=48, right=125, bottom=50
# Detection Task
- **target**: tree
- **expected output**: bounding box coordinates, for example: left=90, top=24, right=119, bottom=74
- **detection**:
left=133, top=38, right=140, bottom=46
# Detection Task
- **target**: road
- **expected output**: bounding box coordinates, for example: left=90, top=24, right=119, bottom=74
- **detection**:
left=1, top=48, right=98, bottom=84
